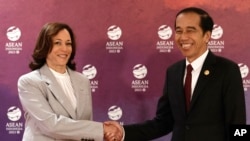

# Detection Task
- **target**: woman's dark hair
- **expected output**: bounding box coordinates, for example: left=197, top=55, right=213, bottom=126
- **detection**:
left=175, top=7, right=214, bottom=34
left=29, top=22, right=76, bottom=70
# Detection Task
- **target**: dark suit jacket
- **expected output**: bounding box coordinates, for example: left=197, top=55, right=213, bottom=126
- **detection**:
left=124, top=51, right=246, bottom=141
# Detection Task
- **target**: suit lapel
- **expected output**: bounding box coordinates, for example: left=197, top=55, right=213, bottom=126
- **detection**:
left=179, top=61, right=187, bottom=115
left=190, top=51, right=216, bottom=111
left=40, top=65, right=77, bottom=119
left=67, top=68, right=86, bottom=119
left=171, top=60, right=187, bottom=115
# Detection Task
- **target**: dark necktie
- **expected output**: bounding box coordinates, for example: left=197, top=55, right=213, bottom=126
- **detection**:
left=184, top=64, right=193, bottom=112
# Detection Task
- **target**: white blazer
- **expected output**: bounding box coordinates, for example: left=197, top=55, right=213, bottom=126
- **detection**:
left=18, top=64, right=103, bottom=141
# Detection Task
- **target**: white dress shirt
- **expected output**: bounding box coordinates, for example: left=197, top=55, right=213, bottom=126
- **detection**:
left=50, top=68, right=77, bottom=110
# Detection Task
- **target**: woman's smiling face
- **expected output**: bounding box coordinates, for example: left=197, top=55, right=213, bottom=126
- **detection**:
left=46, top=29, right=72, bottom=73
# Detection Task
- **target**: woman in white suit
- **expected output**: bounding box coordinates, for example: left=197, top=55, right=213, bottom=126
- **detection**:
left=17, top=22, right=122, bottom=141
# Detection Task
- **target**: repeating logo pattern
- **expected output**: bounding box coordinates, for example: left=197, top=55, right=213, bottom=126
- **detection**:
left=239, top=63, right=250, bottom=91
left=106, top=25, right=124, bottom=53
left=208, top=24, right=225, bottom=53
left=7, top=26, right=21, bottom=41
left=5, top=26, right=23, bottom=54
left=108, top=105, right=123, bottom=121
left=6, top=106, right=23, bottom=135
left=156, top=25, right=174, bottom=53
left=131, top=64, right=149, bottom=92
left=82, top=64, right=99, bottom=92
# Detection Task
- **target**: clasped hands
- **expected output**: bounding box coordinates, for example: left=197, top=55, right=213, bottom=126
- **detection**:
left=103, top=121, right=123, bottom=141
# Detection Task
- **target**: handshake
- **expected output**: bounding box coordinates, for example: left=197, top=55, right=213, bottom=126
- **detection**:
left=103, top=121, right=124, bottom=141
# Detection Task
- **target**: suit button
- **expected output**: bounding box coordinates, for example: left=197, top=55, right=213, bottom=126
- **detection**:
left=185, top=125, right=190, bottom=130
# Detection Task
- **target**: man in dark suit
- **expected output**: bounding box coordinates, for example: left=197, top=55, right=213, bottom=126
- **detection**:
left=122, top=7, right=246, bottom=141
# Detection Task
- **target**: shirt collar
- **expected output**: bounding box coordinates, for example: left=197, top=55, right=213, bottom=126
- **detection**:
left=186, top=49, right=209, bottom=71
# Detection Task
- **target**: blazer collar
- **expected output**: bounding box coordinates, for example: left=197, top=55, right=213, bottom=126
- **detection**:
left=40, top=64, right=77, bottom=119
left=67, top=68, right=87, bottom=119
